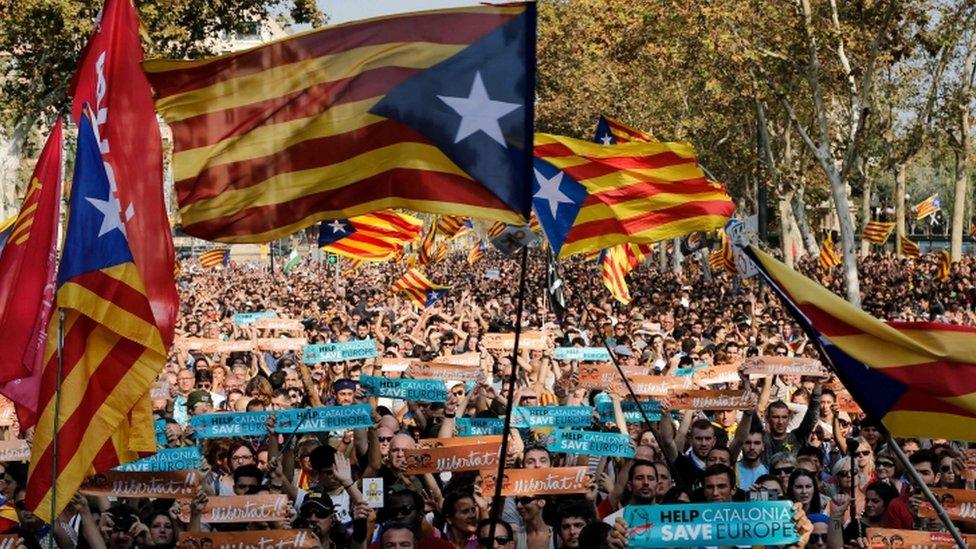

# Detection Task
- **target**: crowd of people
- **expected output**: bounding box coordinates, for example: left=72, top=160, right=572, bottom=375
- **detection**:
left=3, top=243, right=975, bottom=549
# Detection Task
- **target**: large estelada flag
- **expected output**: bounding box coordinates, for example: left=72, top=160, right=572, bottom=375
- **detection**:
left=144, top=5, right=536, bottom=243
left=391, top=268, right=449, bottom=309
left=745, top=244, right=976, bottom=440
left=318, top=210, right=422, bottom=261
left=914, top=194, right=941, bottom=221
left=532, top=134, right=734, bottom=257
left=26, top=115, right=166, bottom=522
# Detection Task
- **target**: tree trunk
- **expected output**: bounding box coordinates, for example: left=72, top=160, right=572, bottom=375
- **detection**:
left=950, top=30, right=975, bottom=262
left=894, top=163, right=907, bottom=256
left=778, top=192, right=796, bottom=269
left=829, top=171, right=862, bottom=306
left=860, top=175, right=872, bottom=257
left=658, top=242, right=667, bottom=271
left=791, top=189, right=819, bottom=256
left=670, top=237, right=683, bottom=274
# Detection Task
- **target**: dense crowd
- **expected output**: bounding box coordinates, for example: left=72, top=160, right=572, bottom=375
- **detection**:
left=3, top=245, right=976, bottom=549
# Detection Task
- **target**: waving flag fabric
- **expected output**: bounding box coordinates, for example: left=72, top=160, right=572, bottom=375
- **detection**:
left=862, top=221, right=895, bottom=245
left=593, top=115, right=655, bottom=145
left=818, top=232, right=841, bottom=270
left=914, top=194, right=941, bottom=221
left=318, top=210, right=422, bottom=261
left=433, top=242, right=449, bottom=263
left=391, top=268, right=449, bottom=308
left=198, top=249, right=230, bottom=269
left=900, top=236, right=920, bottom=258
left=532, top=134, right=734, bottom=257
left=436, top=215, right=472, bottom=239
left=746, top=244, right=976, bottom=441
left=144, top=5, right=536, bottom=243
left=26, top=116, right=166, bottom=522
left=0, top=216, right=15, bottom=253
left=467, top=240, right=486, bottom=264
left=417, top=226, right=436, bottom=266
left=599, top=243, right=652, bottom=304
left=708, top=249, right=724, bottom=271
left=936, top=250, right=951, bottom=281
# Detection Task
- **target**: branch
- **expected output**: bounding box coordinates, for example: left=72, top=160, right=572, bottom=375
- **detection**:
left=779, top=93, right=833, bottom=175
left=798, top=0, right=832, bottom=154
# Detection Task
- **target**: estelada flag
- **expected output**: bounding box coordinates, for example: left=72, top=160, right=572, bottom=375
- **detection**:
left=747, top=244, right=976, bottom=441
left=599, top=243, right=652, bottom=304
left=391, top=268, right=449, bottom=309
left=71, top=0, right=177, bottom=347
left=0, top=122, right=62, bottom=425
left=145, top=5, right=536, bottom=243
left=818, top=232, right=842, bottom=270
left=318, top=211, right=422, bottom=261
left=593, top=115, right=656, bottom=144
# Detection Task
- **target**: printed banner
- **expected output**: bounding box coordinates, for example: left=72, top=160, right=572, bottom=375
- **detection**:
left=257, top=337, right=307, bottom=352
left=664, top=390, right=758, bottom=411
left=407, top=362, right=479, bottom=381
left=456, top=417, right=505, bottom=436
left=692, top=364, right=740, bottom=386
left=553, top=347, right=610, bottom=361
left=190, top=495, right=289, bottom=524
left=359, top=376, right=446, bottom=402
left=191, top=404, right=373, bottom=438
left=481, top=331, right=549, bottom=351
left=253, top=318, right=304, bottom=332
left=303, top=339, right=378, bottom=363
left=418, top=435, right=502, bottom=449
left=624, top=501, right=799, bottom=547
left=511, top=406, right=593, bottom=428
left=80, top=470, right=199, bottom=499
left=577, top=364, right=645, bottom=390
left=178, top=529, right=317, bottom=549
left=547, top=429, right=634, bottom=458
left=114, top=446, right=202, bottom=472
left=865, top=528, right=976, bottom=548
left=919, top=488, right=976, bottom=522
left=232, top=311, right=277, bottom=326
left=739, top=356, right=828, bottom=378
left=481, top=466, right=590, bottom=496
left=596, top=400, right=662, bottom=423
left=0, top=439, right=30, bottom=462
left=402, top=443, right=500, bottom=475
left=378, top=357, right=417, bottom=373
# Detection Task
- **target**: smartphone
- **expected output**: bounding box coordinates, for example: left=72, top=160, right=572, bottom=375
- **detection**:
left=749, top=488, right=769, bottom=502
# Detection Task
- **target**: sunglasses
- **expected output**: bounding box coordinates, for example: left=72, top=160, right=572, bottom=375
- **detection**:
left=877, top=461, right=895, bottom=468
left=772, top=467, right=794, bottom=475
left=856, top=450, right=872, bottom=457
left=478, top=536, right=511, bottom=546
left=516, top=496, right=540, bottom=506
left=941, top=465, right=956, bottom=473
left=809, top=533, right=827, bottom=544
left=300, top=506, right=334, bottom=519
left=389, top=505, right=416, bottom=517
left=378, top=436, right=394, bottom=443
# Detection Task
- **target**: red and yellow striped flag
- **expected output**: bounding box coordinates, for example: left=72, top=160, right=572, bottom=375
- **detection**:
left=595, top=115, right=656, bottom=144
left=417, top=227, right=436, bottom=266
left=198, top=248, right=229, bottom=269
left=391, top=268, right=449, bottom=308
left=818, top=233, right=841, bottom=270
left=708, top=249, right=724, bottom=271
left=900, top=236, right=920, bottom=258
left=487, top=221, right=507, bottom=239
left=914, top=194, right=941, bottom=221
left=435, top=216, right=471, bottom=239
left=318, top=210, right=422, bottom=261
left=862, top=221, right=895, bottom=245
left=936, top=250, right=951, bottom=281
left=433, top=241, right=449, bottom=263
left=467, top=241, right=486, bottom=265
left=599, top=243, right=652, bottom=304
left=720, top=229, right=736, bottom=272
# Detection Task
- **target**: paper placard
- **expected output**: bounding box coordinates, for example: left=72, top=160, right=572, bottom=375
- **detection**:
left=201, top=340, right=255, bottom=354
left=489, top=225, right=538, bottom=255
left=625, top=375, right=693, bottom=397
left=0, top=535, right=16, bottom=549
left=378, top=357, right=417, bottom=373
left=553, top=347, right=610, bottom=361
left=481, top=331, right=549, bottom=351
left=191, top=404, right=373, bottom=438
left=257, top=337, right=307, bottom=352
left=189, top=495, right=289, bottom=524
left=511, top=406, right=593, bottom=429
left=665, top=390, right=758, bottom=411
left=577, top=364, right=645, bottom=390
left=363, top=477, right=384, bottom=508
left=547, top=429, right=634, bottom=458
left=865, top=528, right=976, bottom=548
left=303, top=339, right=378, bottom=363
left=739, top=356, right=828, bottom=378
left=402, top=443, right=500, bottom=475
left=919, top=488, right=976, bottom=522
left=692, top=364, right=740, bottom=386
left=178, top=529, right=317, bottom=549
left=435, top=352, right=480, bottom=366
left=625, top=501, right=799, bottom=547
left=232, top=311, right=277, bottom=326
left=177, top=337, right=222, bottom=351
left=359, top=376, right=446, bottom=402
left=0, top=439, right=30, bottom=462
left=596, top=400, right=662, bottom=424
left=114, top=446, right=202, bottom=472
left=150, top=381, right=170, bottom=401
left=253, top=318, right=304, bottom=332
left=481, top=466, right=590, bottom=496
left=406, top=362, right=479, bottom=381
left=456, top=418, right=504, bottom=436
left=964, top=449, right=976, bottom=482
left=835, top=391, right=862, bottom=414
left=80, top=470, right=199, bottom=499
left=418, top=435, right=502, bottom=449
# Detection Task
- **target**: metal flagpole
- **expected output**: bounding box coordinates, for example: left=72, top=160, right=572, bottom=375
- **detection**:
left=50, top=308, right=64, bottom=545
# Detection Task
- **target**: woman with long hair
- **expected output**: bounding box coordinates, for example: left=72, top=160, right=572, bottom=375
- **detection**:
left=143, top=510, right=179, bottom=548
left=787, top=469, right=823, bottom=516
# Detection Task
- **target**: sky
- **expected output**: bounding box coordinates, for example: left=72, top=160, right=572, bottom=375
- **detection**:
left=316, top=0, right=484, bottom=24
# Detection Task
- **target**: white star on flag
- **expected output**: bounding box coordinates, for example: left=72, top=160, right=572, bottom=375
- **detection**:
left=438, top=71, right=521, bottom=147
left=86, top=192, right=127, bottom=238
left=600, top=134, right=613, bottom=145
left=328, top=220, right=347, bottom=234
left=533, top=168, right=574, bottom=217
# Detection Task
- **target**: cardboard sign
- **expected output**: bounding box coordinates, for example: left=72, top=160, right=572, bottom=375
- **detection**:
left=253, top=318, right=304, bottom=332
left=191, top=404, right=373, bottom=438
left=193, top=495, right=289, bottom=523
left=577, top=364, right=645, bottom=390
left=232, top=311, right=277, bottom=326
left=436, top=352, right=481, bottom=367
left=511, top=406, right=593, bottom=429
left=150, top=381, right=170, bottom=401
left=177, top=337, right=222, bottom=351
left=363, top=477, right=384, bottom=508
left=481, top=331, right=549, bottom=351
left=692, top=364, right=741, bottom=386
left=481, top=466, right=590, bottom=496
left=80, top=470, right=199, bottom=499
left=359, top=376, right=446, bottom=402
left=865, top=528, right=976, bottom=548
left=407, top=362, right=479, bottom=381
left=402, top=443, right=500, bottom=475
left=303, top=339, right=378, bottom=363
left=178, top=529, right=317, bottom=549
left=624, top=501, right=799, bottom=547
left=626, top=375, right=693, bottom=397
left=919, top=488, right=976, bottom=522
left=257, top=337, right=307, bottom=352
left=114, top=446, right=202, bottom=472
left=489, top=224, right=538, bottom=254
left=418, top=435, right=502, bottom=449
left=547, top=429, right=634, bottom=458
left=596, top=400, right=662, bottom=424
left=378, top=357, right=417, bottom=373
left=739, top=356, right=828, bottom=378
left=485, top=268, right=501, bottom=279
left=665, top=390, right=758, bottom=411
left=456, top=418, right=505, bottom=436
left=964, top=449, right=976, bottom=482
left=201, top=340, right=255, bottom=354
left=0, top=439, right=30, bottom=462
left=835, top=391, right=863, bottom=414
left=553, top=347, right=610, bottom=361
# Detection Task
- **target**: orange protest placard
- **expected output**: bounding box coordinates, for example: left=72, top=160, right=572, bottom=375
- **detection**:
left=407, top=362, right=480, bottom=381
left=866, top=528, right=976, bottom=548
left=964, top=449, right=976, bottom=482
left=417, top=435, right=502, bottom=449
left=257, top=338, right=307, bottom=352
left=624, top=375, right=692, bottom=397
left=835, top=391, right=862, bottom=414
left=176, top=337, right=222, bottom=351
left=481, top=467, right=590, bottom=496
left=482, top=331, right=549, bottom=351
left=435, top=352, right=481, bottom=366
left=739, top=356, right=828, bottom=378
left=178, top=529, right=318, bottom=549
left=201, top=340, right=255, bottom=354
left=402, top=443, right=500, bottom=475
left=80, top=470, right=199, bottom=499
left=377, top=357, right=418, bottom=373
left=0, top=439, right=30, bottom=462
left=253, top=318, right=304, bottom=332
left=577, top=364, right=644, bottom=390
left=665, top=390, right=758, bottom=410
left=180, top=495, right=289, bottom=523
left=692, top=364, right=740, bottom=386
left=919, top=488, right=976, bottom=522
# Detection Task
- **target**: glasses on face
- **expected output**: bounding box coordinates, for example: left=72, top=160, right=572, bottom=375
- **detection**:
left=389, top=505, right=415, bottom=518
left=809, top=533, right=827, bottom=544
left=856, top=450, right=872, bottom=457
left=877, top=461, right=895, bottom=468
left=378, top=436, right=393, bottom=443
left=941, top=465, right=956, bottom=473
left=198, top=382, right=212, bottom=390
left=838, top=420, right=851, bottom=427
left=232, top=453, right=254, bottom=463
left=772, top=466, right=794, bottom=476
left=301, top=506, right=334, bottom=520
left=516, top=496, right=539, bottom=506
left=478, top=536, right=511, bottom=546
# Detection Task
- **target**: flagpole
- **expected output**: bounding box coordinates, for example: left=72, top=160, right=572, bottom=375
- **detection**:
left=50, top=308, right=64, bottom=542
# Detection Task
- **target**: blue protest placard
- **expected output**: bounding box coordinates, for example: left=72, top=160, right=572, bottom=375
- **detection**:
left=624, top=501, right=799, bottom=547
left=553, top=347, right=610, bottom=361
left=456, top=418, right=505, bottom=436
left=191, top=404, right=373, bottom=438
left=547, top=429, right=634, bottom=458
left=359, top=376, right=446, bottom=402
left=303, top=339, right=378, bottom=363
left=232, top=311, right=277, bottom=326
left=596, top=400, right=661, bottom=423
left=511, top=406, right=592, bottom=429
left=114, top=446, right=203, bottom=472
